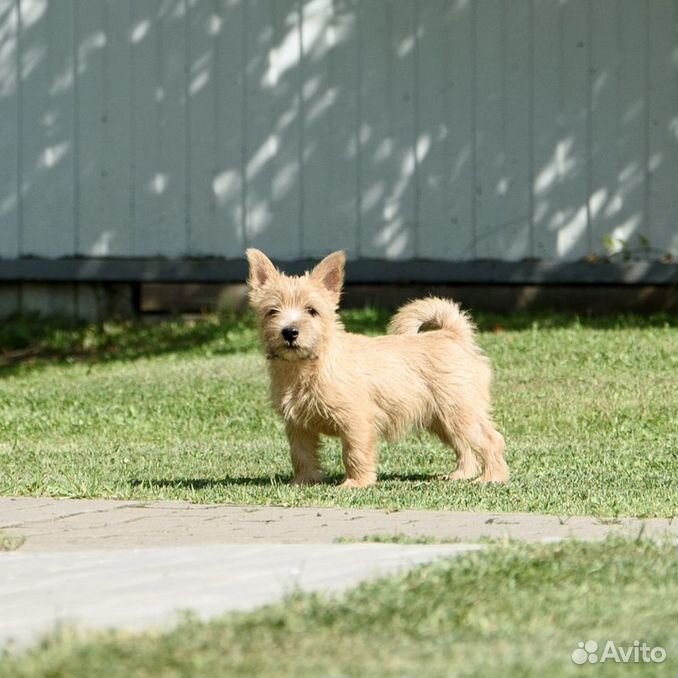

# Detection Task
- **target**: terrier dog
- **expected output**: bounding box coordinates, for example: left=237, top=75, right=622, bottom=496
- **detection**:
left=246, top=249, right=509, bottom=488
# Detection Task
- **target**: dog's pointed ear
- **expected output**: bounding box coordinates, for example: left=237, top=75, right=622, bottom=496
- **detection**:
left=246, top=249, right=278, bottom=290
left=310, top=250, right=346, bottom=302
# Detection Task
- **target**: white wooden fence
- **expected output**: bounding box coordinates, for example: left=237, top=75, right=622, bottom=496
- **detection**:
left=0, top=0, right=676, bottom=268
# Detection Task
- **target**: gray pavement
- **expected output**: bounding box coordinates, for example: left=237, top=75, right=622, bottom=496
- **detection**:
left=0, top=542, right=480, bottom=648
left=1, top=497, right=675, bottom=650
left=1, top=497, right=675, bottom=550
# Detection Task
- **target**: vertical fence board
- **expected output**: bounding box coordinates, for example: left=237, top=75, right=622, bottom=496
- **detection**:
left=270, top=0, right=302, bottom=258
left=130, top=0, right=188, bottom=256
left=589, top=0, right=619, bottom=255
left=20, top=0, right=76, bottom=256
left=555, top=0, right=590, bottom=260
left=648, top=0, right=678, bottom=256
left=0, top=0, right=19, bottom=258
left=187, top=0, right=218, bottom=255
left=244, top=0, right=301, bottom=258
left=243, top=0, right=274, bottom=252
left=475, top=0, right=530, bottom=260
left=591, top=0, right=648, bottom=258
left=301, top=0, right=359, bottom=258
left=130, top=0, right=160, bottom=256
left=359, top=0, right=416, bottom=259
left=213, top=0, right=245, bottom=257
left=532, top=0, right=558, bottom=258
left=155, top=0, right=188, bottom=256
left=416, top=0, right=473, bottom=260
left=77, top=0, right=107, bottom=255
left=356, top=0, right=388, bottom=257
left=102, top=0, right=133, bottom=255
left=533, top=0, right=590, bottom=260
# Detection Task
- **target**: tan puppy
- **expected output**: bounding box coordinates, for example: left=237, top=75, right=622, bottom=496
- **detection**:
left=246, top=249, right=509, bottom=488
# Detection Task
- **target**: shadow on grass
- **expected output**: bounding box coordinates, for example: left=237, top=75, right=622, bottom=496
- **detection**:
left=342, top=308, right=678, bottom=334
left=2, top=309, right=676, bottom=376
left=130, top=471, right=441, bottom=490
left=130, top=476, right=291, bottom=489
left=0, top=312, right=259, bottom=376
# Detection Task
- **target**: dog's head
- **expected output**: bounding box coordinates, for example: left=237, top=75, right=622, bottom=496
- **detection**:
left=246, top=249, right=345, bottom=362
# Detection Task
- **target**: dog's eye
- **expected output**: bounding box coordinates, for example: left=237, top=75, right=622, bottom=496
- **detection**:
left=266, top=308, right=279, bottom=318
left=306, top=307, right=319, bottom=317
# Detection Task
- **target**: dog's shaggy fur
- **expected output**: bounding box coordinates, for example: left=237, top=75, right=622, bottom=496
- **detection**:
left=246, top=249, right=509, bottom=487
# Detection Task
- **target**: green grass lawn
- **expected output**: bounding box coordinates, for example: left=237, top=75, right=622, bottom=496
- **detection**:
left=2, top=538, right=676, bottom=678
left=0, top=311, right=676, bottom=516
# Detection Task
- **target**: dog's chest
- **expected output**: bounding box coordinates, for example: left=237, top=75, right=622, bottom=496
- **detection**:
left=271, top=375, right=337, bottom=433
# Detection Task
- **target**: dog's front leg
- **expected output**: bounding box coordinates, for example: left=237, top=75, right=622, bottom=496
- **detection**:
left=286, top=423, right=323, bottom=485
left=339, top=424, right=378, bottom=488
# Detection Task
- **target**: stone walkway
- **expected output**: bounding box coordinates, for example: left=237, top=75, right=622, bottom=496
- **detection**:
left=2, top=497, right=675, bottom=550
left=1, top=497, right=675, bottom=649
left=1, top=542, right=480, bottom=648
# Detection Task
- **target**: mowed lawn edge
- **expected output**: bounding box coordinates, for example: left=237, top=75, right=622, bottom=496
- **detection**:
left=0, top=312, right=676, bottom=516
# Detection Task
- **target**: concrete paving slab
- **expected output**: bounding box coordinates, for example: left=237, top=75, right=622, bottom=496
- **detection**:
left=0, top=543, right=480, bottom=649
left=0, top=498, right=143, bottom=526
left=0, top=497, right=675, bottom=551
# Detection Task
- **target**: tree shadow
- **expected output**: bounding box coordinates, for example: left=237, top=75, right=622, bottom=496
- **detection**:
left=0, top=311, right=259, bottom=375
left=472, top=311, right=678, bottom=333
left=2, top=308, right=677, bottom=376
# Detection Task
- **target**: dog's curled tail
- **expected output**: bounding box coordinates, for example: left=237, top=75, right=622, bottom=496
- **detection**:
left=388, top=297, right=477, bottom=344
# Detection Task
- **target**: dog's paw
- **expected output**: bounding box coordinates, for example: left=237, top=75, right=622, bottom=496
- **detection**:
left=443, top=469, right=480, bottom=481
left=471, top=471, right=510, bottom=484
left=290, top=473, right=323, bottom=486
left=338, top=476, right=376, bottom=489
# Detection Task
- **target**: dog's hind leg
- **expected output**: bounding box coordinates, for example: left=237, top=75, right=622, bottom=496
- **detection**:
left=286, top=424, right=323, bottom=485
left=434, top=416, right=508, bottom=483
left=471, top=423, right=509, bottom=483
left=431, top=418, right=482, bottom=481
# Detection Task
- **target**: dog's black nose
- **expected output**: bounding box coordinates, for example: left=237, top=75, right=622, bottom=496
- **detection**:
left=281, top=326, right=299, bottom=344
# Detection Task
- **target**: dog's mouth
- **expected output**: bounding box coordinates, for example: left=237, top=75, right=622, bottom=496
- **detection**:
left=267, top=344, right=316, bottom=361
